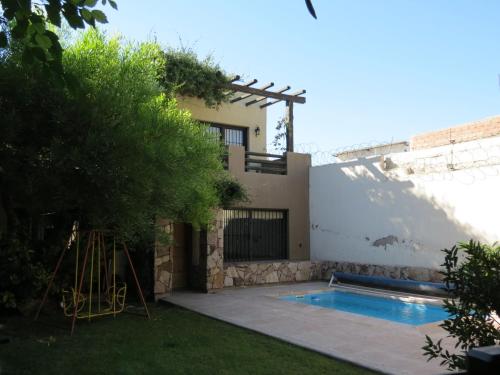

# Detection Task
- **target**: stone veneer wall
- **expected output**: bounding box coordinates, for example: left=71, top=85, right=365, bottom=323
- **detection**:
left=223, top=260, right=443, bottom=288
left=154, top=220, right=174, bottom=298
left=204, top=211, right=225, bottom=292
left=154, top=213, right=225, bottom=298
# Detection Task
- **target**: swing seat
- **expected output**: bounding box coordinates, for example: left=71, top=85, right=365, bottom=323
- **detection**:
left=106, top=283, right=127, bottom=313
left=61, top=283, right=127, bottom=318
left=61, top=288, right=87, bottom=317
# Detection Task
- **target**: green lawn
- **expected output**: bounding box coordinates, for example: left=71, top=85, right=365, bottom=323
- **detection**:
left=0, top=304, right=375, bottom=375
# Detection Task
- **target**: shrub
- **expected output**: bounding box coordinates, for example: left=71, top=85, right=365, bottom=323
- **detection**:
left=0, top=239, right=49, bottom=314
left=423, top=240, right=500, bottom=371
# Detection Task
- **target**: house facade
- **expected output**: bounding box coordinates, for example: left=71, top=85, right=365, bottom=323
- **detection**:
left=152, top=86, right=500, bottom=299
left=154, top=90, right=312, bottom=298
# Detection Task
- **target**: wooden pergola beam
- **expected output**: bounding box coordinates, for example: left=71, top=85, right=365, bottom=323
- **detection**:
left=259, top=99, right=280, bottom=109
left=223, top=83, right=306, bottom=104
left=244, top=79, right=258, bottom=87
left=257, top=87, right=291, bottom=108
left=289, top=89, right=306, bottom=97
left=230, top=82, right=275, bottom=104
left=230, top=93, right=252, bottom=103
left=222, top=77, right=306, bottom=153
left=245, top=96, right=266, bottom=107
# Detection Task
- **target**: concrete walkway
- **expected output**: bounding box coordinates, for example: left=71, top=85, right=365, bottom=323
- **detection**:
left=162, top=282, right=456, bottom=375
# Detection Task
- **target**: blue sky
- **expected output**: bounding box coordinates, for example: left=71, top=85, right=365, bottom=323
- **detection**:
left=104, top=0, right=500, bottom=153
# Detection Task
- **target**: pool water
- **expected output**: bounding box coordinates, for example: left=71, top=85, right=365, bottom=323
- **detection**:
left=280, top=289, right=449, bottom=325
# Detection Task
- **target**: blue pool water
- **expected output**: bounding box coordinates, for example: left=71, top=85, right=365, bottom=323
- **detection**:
left=280, top=289, right=449, bottom=325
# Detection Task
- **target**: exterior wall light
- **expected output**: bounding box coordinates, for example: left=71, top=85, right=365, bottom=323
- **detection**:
left=254, top=126, right=261, bottom=137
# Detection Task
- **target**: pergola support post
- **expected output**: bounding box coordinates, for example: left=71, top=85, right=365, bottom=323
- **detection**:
left=286, top=100, right=294, bottom=152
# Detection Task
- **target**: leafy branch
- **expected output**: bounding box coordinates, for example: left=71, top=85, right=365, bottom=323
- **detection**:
left=0, top=0, right=117, bottom=70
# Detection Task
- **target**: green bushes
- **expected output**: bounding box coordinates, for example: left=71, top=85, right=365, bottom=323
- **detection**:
left=0, top=240, right=48, bottom=311
left=423, top=240, right=500, bottom=371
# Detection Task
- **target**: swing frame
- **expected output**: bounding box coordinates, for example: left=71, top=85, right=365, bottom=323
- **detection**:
left=35, top=227, right=150, bottom=335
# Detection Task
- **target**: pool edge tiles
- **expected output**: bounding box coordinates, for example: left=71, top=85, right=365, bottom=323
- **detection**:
left=279, top=289, right=449, bottom=326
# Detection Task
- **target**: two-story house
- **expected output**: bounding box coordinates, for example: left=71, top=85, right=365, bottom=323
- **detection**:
left=154, top=79, right=311, bottom=298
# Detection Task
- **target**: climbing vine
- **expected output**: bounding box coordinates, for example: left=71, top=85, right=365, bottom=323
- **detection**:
left=272, top=116, right=289, bottom=152
left=161, top=48, right=231, bottom=107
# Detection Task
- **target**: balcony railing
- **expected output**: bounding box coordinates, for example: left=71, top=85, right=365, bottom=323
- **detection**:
left=245, top=151, right=287, bottom=175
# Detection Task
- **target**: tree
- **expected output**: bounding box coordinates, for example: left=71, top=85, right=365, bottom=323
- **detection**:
left=0, top=29, right=241, bottom=310
left=0, top=0, right=116, bottom=70
left=422, top=240, right=500, bottom=371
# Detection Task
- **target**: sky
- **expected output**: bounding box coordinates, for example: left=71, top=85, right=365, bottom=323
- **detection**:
left=104, top=0, right=500, bottom=154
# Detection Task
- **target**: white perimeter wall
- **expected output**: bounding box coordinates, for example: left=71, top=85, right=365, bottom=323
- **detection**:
left=310, top=136, right=500, bottom=269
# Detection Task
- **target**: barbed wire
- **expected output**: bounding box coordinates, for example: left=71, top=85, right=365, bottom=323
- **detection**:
left=392, top=140, right=500, bottom=185
left=267, top=138, right=500, bottom=184
left=267, top=139, right=406, bottom=166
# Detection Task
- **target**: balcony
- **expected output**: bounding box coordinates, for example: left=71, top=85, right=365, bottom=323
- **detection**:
left=224, top=144, right=311, bottom=262
left=225, top=145, right=310, bottom=179
left=245, top=151, right=287, bottom=175
left=223, top=148, right=288, bottom=175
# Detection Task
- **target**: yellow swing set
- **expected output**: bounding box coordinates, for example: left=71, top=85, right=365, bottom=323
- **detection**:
left=35, top=228, right=150, bottom=335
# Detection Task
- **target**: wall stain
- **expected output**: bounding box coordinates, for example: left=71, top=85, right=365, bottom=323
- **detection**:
left=372, top=235, right=399, bottom=250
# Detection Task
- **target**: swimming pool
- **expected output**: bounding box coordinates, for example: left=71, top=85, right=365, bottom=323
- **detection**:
left=280, top=289, right=449, bottom=325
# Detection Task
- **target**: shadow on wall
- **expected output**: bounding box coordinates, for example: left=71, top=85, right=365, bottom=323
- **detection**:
left=310, top=156, right=486, bottom=269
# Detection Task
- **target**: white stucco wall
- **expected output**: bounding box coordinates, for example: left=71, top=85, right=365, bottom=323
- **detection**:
left=310, top=136, right=500, bottom=269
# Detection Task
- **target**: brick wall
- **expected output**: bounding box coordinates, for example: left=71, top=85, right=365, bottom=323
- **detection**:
left=410, top=116, right=500, bottom=150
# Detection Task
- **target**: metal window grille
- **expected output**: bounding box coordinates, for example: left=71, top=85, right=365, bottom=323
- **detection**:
left=206, top=124, right=247, bottom=149
left=224, top=128, right=245, bottom=147
left=207, top=126, right=221, bottom=141
left=223, top=209, right=288, bottom=262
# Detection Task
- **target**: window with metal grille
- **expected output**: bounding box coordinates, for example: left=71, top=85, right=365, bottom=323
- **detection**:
left=207, top=123, right=247, bottom=149
left=223, top=209, right=288, bottom=262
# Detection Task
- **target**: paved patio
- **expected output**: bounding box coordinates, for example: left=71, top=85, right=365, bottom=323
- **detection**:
left=161, top=282, right=456, bottom=375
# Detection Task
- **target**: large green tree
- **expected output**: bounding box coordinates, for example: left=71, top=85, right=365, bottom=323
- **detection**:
left=0, top=30, right=234, bottom=309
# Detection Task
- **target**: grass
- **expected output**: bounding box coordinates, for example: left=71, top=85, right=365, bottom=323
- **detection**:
left=0, top=304, right=375, bottom=375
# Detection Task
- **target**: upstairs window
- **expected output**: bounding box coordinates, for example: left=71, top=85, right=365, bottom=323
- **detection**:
left=207, top=123, right=248, bottom=150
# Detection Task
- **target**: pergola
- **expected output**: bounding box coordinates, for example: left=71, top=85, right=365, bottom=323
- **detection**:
left=222, top=76, right=306, bottom=152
